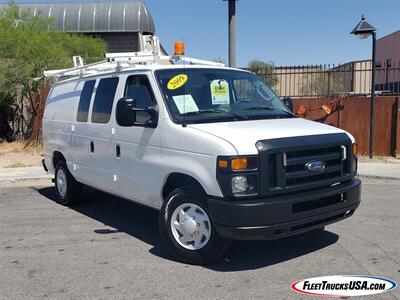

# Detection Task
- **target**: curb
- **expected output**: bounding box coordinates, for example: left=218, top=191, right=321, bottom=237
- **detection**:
left=0, top=177, right=53, bottom=182
left=0, top=177, right=52, bottom=183
left=0, top=167, right=52, bottom=183
left=357, top=175, right=400, bottom=181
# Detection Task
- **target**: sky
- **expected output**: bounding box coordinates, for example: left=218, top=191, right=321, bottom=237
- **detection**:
left=2, top=0, right=400, bottom=67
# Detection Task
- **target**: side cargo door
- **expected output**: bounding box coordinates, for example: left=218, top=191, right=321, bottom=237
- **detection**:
left=85, top=76, right=120, bottom=192
left=72, top=79, right=96, bottom=184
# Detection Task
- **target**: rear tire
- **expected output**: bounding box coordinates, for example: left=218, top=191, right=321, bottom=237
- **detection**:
left=159, top=185, right=231, bottom=265
left=54, top=161, right=82, bottom=206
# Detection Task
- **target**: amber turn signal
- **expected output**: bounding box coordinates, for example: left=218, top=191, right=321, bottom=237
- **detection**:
left=218, top=159, right=228, bottom=169
left=231, top=158, right=248, bottom=170
left=174, top=41, right=185, bottom=56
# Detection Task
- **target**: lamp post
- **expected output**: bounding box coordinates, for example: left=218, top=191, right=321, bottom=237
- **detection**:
left=351, top=15, right=377, bottom=159
left=224, top=0, right=238, bottom=67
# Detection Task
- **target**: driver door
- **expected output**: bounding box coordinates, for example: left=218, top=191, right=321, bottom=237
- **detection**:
left=112, top=74, right=161, bottom=207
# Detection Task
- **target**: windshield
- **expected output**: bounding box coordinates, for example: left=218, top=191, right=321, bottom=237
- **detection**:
left=155, top=68, right=293, bottom=124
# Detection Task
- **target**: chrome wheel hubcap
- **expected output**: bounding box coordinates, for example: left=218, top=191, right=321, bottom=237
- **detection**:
left=56, top=169, right=67, bottom=197
left=170, top=203, right=212, bottom=250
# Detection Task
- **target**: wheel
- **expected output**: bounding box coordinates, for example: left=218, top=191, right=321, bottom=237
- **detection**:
left=159, top=185, right=232, bottom=265
left=54, top=161, right=82, bottom=206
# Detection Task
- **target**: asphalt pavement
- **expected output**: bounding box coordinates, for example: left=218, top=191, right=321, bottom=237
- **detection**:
left=0, top=177, right=399, bottom=299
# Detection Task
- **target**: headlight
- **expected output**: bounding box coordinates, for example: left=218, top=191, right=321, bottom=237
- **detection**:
left=217, top=155, right=259, bottom=197
left=232, top=176, right=248, bottom=193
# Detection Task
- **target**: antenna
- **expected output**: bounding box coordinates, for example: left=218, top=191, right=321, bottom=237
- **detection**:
left=182, top=38, right=187, bottom=127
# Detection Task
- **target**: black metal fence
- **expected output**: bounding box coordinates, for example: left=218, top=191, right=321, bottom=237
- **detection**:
left=256, top=60, right=400, bottom=98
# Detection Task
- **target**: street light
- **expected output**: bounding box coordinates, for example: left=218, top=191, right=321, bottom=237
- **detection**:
left=223, top=0, right=238, bottom=67
left=351, top=15, right=377, bottom=159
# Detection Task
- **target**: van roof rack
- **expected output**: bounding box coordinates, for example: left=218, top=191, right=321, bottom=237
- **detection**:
left=43, top=34, right=225, bottom=81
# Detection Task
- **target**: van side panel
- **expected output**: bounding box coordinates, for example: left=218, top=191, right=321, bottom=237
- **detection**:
left=43, top=81, right=81, bottom=173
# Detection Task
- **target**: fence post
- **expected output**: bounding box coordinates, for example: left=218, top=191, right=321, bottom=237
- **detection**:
left=396, top=97, right=400, bottom=158
left=327, top=68, right=331, bottom=97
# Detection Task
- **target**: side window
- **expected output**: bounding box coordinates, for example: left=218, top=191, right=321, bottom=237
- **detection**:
left=124, top=76, right=156, bottom=123
left=91, top=77, right=119, bottom=124
left=77, top=80, right=95, bottom=122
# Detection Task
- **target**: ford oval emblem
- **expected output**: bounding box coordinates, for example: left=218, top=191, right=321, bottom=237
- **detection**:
left=305, top=160, right=326, bottom=173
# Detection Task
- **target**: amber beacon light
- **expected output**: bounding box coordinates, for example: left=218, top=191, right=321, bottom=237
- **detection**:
left=174, top=41, right=185, bottom=56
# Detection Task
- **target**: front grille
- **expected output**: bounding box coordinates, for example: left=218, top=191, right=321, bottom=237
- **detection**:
left=268, top=155, right=277, bottom=187
left=285, top=146, right=342, bottom=188
left=258, top=134, right=353, bottom=196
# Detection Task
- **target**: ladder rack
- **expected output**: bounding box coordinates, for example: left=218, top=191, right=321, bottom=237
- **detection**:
left=44, top=54, right=225, bottom=80
left=43, top=34, right=225, bottom=81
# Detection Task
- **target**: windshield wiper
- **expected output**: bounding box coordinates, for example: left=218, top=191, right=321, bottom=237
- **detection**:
left=178, top=108, right=248, bottom=120
left=245, top=106, right=294, bottom=116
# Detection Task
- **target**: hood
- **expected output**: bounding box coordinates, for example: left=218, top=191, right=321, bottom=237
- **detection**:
left=188, top=118, right=352, bottom=154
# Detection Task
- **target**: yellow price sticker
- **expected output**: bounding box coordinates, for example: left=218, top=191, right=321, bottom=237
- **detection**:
left=167, top=74, right=188, bottom=90
left=212, top=84, right=228, bottom=96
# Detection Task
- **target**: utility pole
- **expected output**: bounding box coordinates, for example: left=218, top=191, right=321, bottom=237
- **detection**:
left=224, top=0, right=237, bottom=67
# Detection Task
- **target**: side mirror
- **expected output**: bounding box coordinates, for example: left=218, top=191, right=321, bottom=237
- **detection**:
left=283, top=96, right=293, bottom=113
left=116, top=98, right=158, bottom=128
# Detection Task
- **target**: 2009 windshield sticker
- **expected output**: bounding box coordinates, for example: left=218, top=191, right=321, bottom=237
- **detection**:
left=291, top=275, right=397, bottom=297
left=167, top=74, right=188, bottom=90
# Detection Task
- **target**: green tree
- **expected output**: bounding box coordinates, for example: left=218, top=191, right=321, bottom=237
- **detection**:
left=0, top=4, right=106, bottom=144
left=247, top=59, right=278, bottom=87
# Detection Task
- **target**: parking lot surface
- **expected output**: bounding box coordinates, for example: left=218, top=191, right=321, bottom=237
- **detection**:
left=0, top=178, right=399, bottom=299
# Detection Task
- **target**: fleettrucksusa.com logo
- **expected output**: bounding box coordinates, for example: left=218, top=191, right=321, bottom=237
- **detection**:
left=291, top=275, right=397, bottom=297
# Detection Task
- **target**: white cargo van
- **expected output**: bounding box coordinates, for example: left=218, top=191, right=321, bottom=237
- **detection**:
left=42, top=37, right=361, bottom=265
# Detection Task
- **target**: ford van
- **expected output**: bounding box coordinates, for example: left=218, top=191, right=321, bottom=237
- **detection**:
left=42, top=39, right=361, bottom=265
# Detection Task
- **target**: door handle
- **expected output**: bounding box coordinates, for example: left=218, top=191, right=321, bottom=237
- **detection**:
left=116, top=145, right=121, bottom=158
left=90, top=141, right=94, bottom=153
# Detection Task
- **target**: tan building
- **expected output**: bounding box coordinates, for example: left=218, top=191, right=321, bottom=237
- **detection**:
left=271, top=65, right=322, bottom=97
left=330, top=60, right=372, bottom=95
left=271, top=62, right=372, bottom=97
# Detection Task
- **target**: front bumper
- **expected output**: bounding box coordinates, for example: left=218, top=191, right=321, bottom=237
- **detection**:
left=208, top=178, right=361, bottom=240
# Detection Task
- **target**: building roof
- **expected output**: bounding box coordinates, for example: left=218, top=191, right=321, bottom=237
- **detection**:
left=0, top=1, right=155, bottom=33
left=377, top=30, right=400, bottom=42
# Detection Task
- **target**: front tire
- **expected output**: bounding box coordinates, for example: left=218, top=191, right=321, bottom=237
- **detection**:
left=54, top=161, right=82, bottom=206
left=159, top=186, right=231, bottom=265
